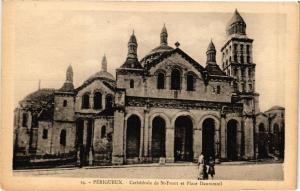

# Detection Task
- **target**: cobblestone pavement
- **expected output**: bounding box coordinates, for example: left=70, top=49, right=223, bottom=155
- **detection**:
left=14, top=163, right=283, bottom=180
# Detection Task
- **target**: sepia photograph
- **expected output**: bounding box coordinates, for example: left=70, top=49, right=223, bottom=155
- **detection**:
left=1, top=1, right=298, bottom=191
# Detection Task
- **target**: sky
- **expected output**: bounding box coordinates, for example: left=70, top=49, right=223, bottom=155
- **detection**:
left=10, top=6, right=286, bottom=112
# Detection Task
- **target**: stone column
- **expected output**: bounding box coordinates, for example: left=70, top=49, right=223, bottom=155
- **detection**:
left=244, top=117, right=254, bottom=159
left=165, top=126, right=174, bottom=163
left=193, top=129, right=201, bottom=162
left=215, top=127, right=221, bottom=163
left=83, top=120, right=88, bottom=147
left=237, top=123, right=242, bottom=159
left=139, top=123, right=144, bottom=161
left=112, top=111, right=125, bottom=165
left=143, top=111, right=149, bottom=161
left=220, top=116, right=226, bottom=159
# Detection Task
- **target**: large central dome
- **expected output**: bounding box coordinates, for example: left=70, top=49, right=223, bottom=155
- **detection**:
left=141, top=24, right=174, bottom=65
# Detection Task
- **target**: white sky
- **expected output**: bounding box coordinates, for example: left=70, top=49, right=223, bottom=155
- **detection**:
left=11, top=8, right=286, bottom=112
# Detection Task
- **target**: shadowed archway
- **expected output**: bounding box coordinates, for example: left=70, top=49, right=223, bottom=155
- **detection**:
left=151, top=116, right=166, bottom=161
left=227, top=120, right=238, bottom=160
left=174, top=116, right=193, bottom=161
left=202, top=118, right=215, bottom=160
left=126, top=115, right=141, bottom=158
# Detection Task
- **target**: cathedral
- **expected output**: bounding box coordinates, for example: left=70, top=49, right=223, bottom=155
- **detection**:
left=13, top=10, right=285, bottom=168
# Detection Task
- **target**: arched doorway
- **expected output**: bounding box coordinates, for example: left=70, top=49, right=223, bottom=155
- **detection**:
left=151, top=117, right=166, bottom=161
left=258, top=123, right=268, bottom=159
left=174, top=116, right=193, bottom=161
left=227, top=120, right=238, bottom=160
left=126, top=115, right=141, bottom=159
left=202, top=118, right=215, bottom=160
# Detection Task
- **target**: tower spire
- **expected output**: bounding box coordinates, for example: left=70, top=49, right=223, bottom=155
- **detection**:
left=226, top=9, right=246, bottom=36
left=160, top=23, right=168, bottom=46
left=101, top=54, right=107, bottom=72
left=66, top=64, right=73, bottom=83
left=206, top=40, right=216, bottom=64
left=127, top=30, right=138, bottom=59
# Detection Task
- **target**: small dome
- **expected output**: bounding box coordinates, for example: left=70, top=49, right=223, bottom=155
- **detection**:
left=141, top=45, right=174, bottom=65
left=226, top=9, right=247, bottom=36
left=24, top=89, right=55, bottom=102
left=87, top=71, right=115, bottom=81
left=228, top=9, right=246, bottom=27
left=267, top=105, right=285, bottom=111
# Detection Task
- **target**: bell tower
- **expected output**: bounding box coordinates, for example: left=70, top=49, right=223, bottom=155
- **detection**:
left=221, top=9, right=260, bottom=160
left=221, top=9, right=259, bottom=113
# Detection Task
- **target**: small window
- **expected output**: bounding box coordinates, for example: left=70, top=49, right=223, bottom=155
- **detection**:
left=101, top=126, right=106, bottom=138
left=82, top=93, right=90, bottom=109
left=259, top=123, right=265, bottom=132
left=246, top=45, right=250, bottom=54
left=233, top=68, right=237, bottom=76
left=248, top=69, right=252, bottom=78
left=241, top=83, right=245, bottom=92
left=63, top=100, right=67, bottom=107
left=249, top=84, right=253, bottom=91
left=22, top=113, right=28, bottom=127
left=157, top=72, right=165, bottom=89
left=105, top=95, right=113, bottom=109
left=171, top=69, right=181, bottom=90
left=247, top=56, right=250, bottom=63
left=42, top=129, right=48, bottom=139
left=94, top=92, right=102, bottom=109
left=241, top=69, right=245, bottom=78
left=234, top=55, right=237, bottom=62
left=130, top=80, right=134, bottom=88
left=60, top=129, right=66, bottom=146
left=186, top=74, right=194, bottom=91
left=216, top=85, right=221, bottom=94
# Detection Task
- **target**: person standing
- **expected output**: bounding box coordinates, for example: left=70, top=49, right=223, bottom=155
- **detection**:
left=197, top=152, right=205, bottom=180
left=208, top=156, right=215, bottom=179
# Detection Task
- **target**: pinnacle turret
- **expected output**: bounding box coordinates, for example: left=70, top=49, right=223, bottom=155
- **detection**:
left=127, top=30, right=138, bottom=59
left=206, top=40, right=216, bottom=64
left=160, top=24, right=168, bottom=46
left=101, top=54, right=107, bottom=72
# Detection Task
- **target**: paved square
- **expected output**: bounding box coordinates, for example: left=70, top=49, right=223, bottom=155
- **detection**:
left=14, top=163, right=283, bottom=180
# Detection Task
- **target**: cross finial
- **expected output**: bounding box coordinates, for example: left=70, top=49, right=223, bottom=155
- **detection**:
left=175, top=41, right=180, bottom=48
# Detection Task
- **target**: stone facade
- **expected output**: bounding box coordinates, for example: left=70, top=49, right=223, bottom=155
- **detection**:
left=13, top=10, right=285, bottom=168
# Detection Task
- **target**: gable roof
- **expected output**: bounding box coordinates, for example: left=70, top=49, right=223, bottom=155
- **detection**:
left=75, top=77, right=116, bottom=93
left=143, top=48, right=206, bottom=76
left=205, top=63, right=227, bottom=76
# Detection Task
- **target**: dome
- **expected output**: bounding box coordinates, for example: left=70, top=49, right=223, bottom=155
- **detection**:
left=86, top=55, right=115, bottom=81
left=87, top=71, right=115, bottom=81
left=20, top=88, right=55, bottom=111
left=226, top=9, right=247, bottom=36
left=141, top=45, right=174, bottom=65
left=227, top=9, right=246, bottom=28
left=24, top=89, right=55, bottom=102
left=267, top=105, right=285, bottom=111
left=141, top=24, right=174, bottom=65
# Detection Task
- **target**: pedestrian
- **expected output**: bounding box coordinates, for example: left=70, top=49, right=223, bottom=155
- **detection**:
left=197, top=152, right=204, bottom=180
left=208, top=156, right=215, bottom=179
